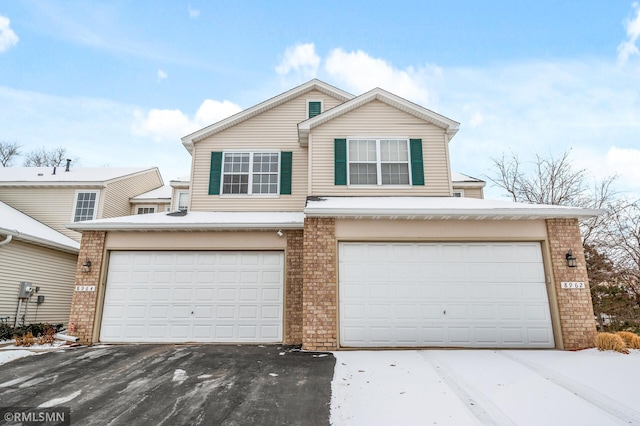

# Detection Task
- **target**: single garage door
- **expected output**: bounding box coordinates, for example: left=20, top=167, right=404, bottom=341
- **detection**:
left=339, top=242, right=554, bottom=348
left=101, top=251, right=283, bottom=343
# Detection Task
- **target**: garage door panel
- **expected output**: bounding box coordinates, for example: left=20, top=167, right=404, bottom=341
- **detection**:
left=101, top=251, right=283, bottom=343
left=339, top=242, right=554, bottom=348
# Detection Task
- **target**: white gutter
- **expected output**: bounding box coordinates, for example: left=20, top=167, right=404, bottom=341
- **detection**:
left=0, top=227, right=79, bottom=254
left=303, top=207, right=603, bottom=220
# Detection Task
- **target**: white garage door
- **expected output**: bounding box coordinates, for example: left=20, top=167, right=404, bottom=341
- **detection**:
left=339, top=242, right=554, bottom=348
left=101, top=251, right=283, bottom=343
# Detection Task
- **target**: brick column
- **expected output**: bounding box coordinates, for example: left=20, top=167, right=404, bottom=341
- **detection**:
left=284, top=229, right=303, bottom=345
left=302, top=217, right=337, bottom=351
left=68, top=231, right=106, bottom=345
left=546, top=219, right=597, bottom=350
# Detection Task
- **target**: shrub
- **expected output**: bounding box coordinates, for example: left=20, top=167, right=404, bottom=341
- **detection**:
left=616, top=331, right=640, bottom=349
left=1, top=323, right=63, bottom=342
left=595, top=332, right=629, bottom=354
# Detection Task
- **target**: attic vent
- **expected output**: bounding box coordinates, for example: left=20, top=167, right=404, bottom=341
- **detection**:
left=37, top=173, right=43, bottom=176
left=166, top=210, right=188, bottom=217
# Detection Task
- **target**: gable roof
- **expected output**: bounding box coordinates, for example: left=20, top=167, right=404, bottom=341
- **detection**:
left=181, top=79, right=354, bottom=152
left=0, top=201, right=79, bottom=253
left=0, top=166, right=161, bottom=187
left=297, top=87, right=460, bottom=146
left=452, top=172, right=486, bottom=188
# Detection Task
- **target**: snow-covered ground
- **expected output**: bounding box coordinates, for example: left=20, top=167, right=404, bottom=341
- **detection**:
left=331, top=349, right=640, bottom=426
left=0, top=341, right=66, bottom=366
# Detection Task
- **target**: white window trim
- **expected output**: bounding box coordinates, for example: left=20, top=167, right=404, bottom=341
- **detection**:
left=175, top=190, right=190, bottom=210
left=220, top=151, right=281, bottom=196
left=71, top=190, right=100, bottom=222
left=136, top=205, right=157, bottom=214
left=306, top=99, right=323, bottom=119
left=453, top=189, right=465, bottom=198
left=346, top=137, right=412, bottom=186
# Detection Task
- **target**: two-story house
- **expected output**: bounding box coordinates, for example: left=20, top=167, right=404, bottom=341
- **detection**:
left=0, top=165, right=164, bottom=326
left=66, top=80, right=600, bottom=351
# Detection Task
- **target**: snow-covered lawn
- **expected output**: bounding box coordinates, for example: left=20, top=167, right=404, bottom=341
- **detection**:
left=331, top=349, right=640, bottom=426
left=0, top=341, right=66, bottom=366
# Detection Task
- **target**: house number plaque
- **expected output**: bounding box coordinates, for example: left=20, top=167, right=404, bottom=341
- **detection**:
left=561, top=282, right=585, bottom=289
left=75, top=285, right=96, bottom=292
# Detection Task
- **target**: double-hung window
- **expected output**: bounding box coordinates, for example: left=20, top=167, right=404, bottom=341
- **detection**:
left=222, top=152, right=279, bottom=195
left=348, top=139, right=410, bottom=185
left=73, top=191, right=99, bottom=222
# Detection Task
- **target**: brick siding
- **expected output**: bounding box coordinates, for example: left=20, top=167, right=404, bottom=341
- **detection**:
left=68, top=231, right=106, bottom=345
left=284, top=230, right=303, bottom=344
left=302, top=218, right=337, bottom=351
left=546, top=218, right=597, bottom=350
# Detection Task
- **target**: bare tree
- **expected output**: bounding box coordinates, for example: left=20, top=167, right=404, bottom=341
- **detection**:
left=23, top=146, right=72, bottom=167
left=489, top=150, right=640, bottom=332
left=0, top=141, right=21, bottom=166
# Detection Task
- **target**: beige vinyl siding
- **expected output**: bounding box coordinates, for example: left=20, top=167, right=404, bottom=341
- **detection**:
left=459, top=187, right=484, bottom=199
left=309, top=100, right=451, bottom=196
left=0, top=187, right=100, bottom=241
left=190, top=90, right=343, bottom=212
left=103, top=170, right=163, bottom=218
left=0, top=240, right=77, bottom=326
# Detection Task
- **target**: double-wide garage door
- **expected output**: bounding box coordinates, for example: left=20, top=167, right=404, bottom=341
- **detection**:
left=339, top=242, right=554, bottom=348
left=100, top=251, right=283, bottom=343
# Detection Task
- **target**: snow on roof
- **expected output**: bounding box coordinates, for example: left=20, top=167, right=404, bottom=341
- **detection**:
left=0, top=201, right=80, bottom=253
left=304, top=197, right=602, bottom=220
left=67, top=211, right=305, bottom=231
left=130, top=185, right=172, bottom=201
left=0, top=166, right=158, bottom=185
left=451, top=172, right=484, bottom=183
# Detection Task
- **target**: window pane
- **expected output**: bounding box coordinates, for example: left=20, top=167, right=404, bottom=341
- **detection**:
left=381, top=163, right=409, bottom=185
left=74, top=192, right=97, bottom=222
left=349, top=163, right=377, bottom=185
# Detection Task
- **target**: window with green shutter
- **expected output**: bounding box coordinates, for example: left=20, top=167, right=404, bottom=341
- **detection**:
left=308, top=101, right=322, bottom=118
left=209, top=151, right=290, bottom=196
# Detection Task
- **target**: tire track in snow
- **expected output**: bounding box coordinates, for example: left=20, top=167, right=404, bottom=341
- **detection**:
left=420, top=352, right=517, bottom=426
left=500, top=351, right=640, bottom=424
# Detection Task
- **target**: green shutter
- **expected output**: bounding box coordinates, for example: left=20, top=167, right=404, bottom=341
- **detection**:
left=308, top=101, right=321, bottom=118
left=410, top=139, right=424, bottom=186
left=280, top=151, right=292, bottom=195
left=208, top=152, right=223, bottom=195
left=334, top=139, right=347, bottom=185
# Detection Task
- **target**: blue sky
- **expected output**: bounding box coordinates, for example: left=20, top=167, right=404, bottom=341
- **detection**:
left=1, top=1, right=639, bottom=199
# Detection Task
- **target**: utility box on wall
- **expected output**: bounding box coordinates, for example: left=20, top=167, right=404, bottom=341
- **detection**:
left=18, top=282, right=33, bottom=299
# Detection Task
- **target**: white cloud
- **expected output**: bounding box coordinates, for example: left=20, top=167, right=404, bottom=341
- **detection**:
left=157, top=69, right=168, bottom=82
left=0, top=15, right=19, bottom=53
left=133, top=99, right=242, bottom=141
left=275, top=43, right=320, bottom=79
left=324, top=48, right=433, bottom=104
left=618, top=2, right=640, bottom=63
left=188, top=5, right=200, bottom=19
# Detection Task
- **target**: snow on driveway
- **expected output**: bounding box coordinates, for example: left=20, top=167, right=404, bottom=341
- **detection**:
left=331, top=349, right=640, bottom=426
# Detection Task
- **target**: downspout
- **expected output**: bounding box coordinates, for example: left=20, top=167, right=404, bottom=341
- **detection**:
left=0, top=233, right=13, bottom=247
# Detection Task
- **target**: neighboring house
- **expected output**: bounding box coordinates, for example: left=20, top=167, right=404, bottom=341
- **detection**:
left=67, top=79, right=600, bottom=351
left=169, top=177, right=190, bottom=211
left=0, top=201, right=79, bottom=326
left=0, top=165, right=164, bottom=242
left=0, top=165, right=164, bottom=327
left=130, top=186, right=172, bottom=214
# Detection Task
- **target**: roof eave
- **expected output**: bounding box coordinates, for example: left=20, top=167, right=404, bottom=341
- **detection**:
left=65, top=222, right=305, bottom=232
left=0, top=227, right=79, bottom=254
left=303, top=207, right=603, bottom=220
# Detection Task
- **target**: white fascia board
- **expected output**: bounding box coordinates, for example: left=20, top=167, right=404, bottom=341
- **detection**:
left=0, top=227, right=80, bottom=254
left=181, top=79, right=354, bottom=152
left=452, top=181, right=487, bottom=188
left=0, top=182, right=106, bottom=188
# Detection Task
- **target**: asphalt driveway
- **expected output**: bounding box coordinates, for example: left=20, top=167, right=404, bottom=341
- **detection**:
left=0, top=344, right=334, bottom=425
